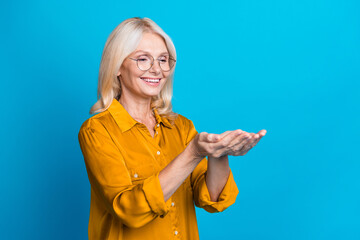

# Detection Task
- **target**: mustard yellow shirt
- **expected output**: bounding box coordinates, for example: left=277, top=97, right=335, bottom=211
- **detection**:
left=78, top=98, right=239, bottom=240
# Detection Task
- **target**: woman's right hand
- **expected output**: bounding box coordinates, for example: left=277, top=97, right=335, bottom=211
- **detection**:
left=187, top=129, right=266, bottom=159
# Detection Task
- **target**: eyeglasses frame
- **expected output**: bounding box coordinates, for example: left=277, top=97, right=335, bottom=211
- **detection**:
left=128, top=55, right=176, bottom=72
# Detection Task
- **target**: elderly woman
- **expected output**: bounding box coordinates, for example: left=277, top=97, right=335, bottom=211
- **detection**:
left=78, top=17, right=266, bottom=240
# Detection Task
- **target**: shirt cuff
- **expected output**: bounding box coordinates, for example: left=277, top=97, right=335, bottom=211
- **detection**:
left=196, top=170, right=239, bottom=213
left=142, top=172, right=172, bottom=217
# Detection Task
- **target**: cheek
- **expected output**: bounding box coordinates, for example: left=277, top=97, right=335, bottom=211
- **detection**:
left=162, top=72, right=170, bottom=80
left=161, top=78, right=169, bottom=87
left=120, top=62, right=142, bottom=77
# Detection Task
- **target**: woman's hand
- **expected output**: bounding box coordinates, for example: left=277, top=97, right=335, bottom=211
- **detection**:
left=188, top=129, right=267, bottom=159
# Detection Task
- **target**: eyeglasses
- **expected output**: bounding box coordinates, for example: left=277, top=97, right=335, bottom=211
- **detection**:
left=129, top=54, right=176, bottom=72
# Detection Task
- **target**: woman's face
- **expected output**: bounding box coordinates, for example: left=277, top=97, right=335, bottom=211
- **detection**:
left=118, top=32, right=171, bottom=101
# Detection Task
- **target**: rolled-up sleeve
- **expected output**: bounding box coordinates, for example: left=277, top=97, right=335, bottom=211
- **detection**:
left=191, top=159, right=239, bottom=213
left=78, top=119, right=171, bottom=228
left=183, top=118, right=239, bottom=213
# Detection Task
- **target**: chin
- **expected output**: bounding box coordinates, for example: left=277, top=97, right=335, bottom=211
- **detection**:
left=144, top=90, right=162, bottom=98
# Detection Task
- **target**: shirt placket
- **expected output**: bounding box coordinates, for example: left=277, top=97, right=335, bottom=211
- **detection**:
left=170, top=198, right=181, bottom=239
left=153, top=122, right=181, bottom=239
left=152, top=122, right=168, bottom=168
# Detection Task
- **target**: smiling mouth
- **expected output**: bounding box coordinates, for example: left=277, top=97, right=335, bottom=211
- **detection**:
left=140, top=77, right=161, bottom=83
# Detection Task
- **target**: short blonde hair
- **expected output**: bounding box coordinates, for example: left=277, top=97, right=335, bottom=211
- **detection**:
left=90, top=17, right=178, bottom=122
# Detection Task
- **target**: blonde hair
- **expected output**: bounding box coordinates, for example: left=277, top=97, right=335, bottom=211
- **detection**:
left=90, top=17, right=178, bottom=122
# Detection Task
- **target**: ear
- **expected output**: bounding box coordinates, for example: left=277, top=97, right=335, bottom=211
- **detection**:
left=117, top=71, right=121, bottom=76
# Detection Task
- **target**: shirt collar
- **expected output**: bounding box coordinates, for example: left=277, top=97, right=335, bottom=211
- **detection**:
left=108, top=98, right=173, bottom=133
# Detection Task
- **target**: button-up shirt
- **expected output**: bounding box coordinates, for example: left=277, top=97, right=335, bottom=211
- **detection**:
left=78, top=98, right=239, bottom=240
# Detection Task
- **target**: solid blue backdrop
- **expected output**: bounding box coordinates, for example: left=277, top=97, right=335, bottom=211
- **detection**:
left=1, top=0, right=359, bottom=239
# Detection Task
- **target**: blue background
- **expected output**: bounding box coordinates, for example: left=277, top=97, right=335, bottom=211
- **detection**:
left=1, top=0, right=359, bottom=239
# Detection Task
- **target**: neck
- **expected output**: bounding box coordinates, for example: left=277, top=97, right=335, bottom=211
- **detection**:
left=118, top=92, right=153, bottom=121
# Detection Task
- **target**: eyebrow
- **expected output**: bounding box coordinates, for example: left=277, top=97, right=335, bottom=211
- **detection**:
left=133, top=50, right=169, bottom=56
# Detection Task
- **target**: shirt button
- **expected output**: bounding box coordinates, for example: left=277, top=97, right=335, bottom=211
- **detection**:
left=171, top=202, right=175, bottom=207
left=134, top=173, right=138, bottom=178
left=157, top=151, right=160, bottom=155
left=174, top=230, right=178, bottom=235
left=155, top=131, right=158, bottom=135
left=157, top=123, right=160, bottom=127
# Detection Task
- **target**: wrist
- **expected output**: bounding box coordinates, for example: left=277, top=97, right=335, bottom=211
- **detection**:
left=208, top=154, right=229, bottom=162
left=186, top=140, right=205, bottom=163
left=207, top=155, right=230, bottom=175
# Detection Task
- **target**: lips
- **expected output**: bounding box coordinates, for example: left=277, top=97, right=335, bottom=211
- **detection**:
left=140, top=77, right=161, bottom=87
left=140, top=77, right=161, bottom=83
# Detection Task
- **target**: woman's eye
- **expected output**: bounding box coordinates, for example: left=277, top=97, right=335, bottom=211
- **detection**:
left=138, top=58, right=148, bottom=62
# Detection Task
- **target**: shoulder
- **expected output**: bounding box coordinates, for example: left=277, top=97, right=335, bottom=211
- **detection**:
left=174, top=113, right=191, bottom=125
left=78, top=110, right=113, bottom=133
left=171, top=113, right=198, bottom=145
left=171, top=113, right=196, bottom=133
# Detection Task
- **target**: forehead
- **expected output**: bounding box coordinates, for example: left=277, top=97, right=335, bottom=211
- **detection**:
left=134, top=32, right=168, bottom=55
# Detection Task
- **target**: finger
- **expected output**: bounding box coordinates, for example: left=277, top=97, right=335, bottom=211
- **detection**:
left=198, top=132, right=220, bottom=143
left=228, top=131, right=250, bottom=149
left=198, top=132, right=209, bottom=142
left=202, top=130, right=235, bottom=143
left=218, top=131, right=232, bottom=139
left=249, top=134, right=262, bottom=148
left=248, top=131, right=265, bottom=146
left=238, top=134, right=262, bottom=155
left=258, top=129, right=267, bottom=137
left=207, top=133, right=221, bottom=142
left=212, top=129, right=243, bottom=150
left=216, top=130, right=244, bottom=144
left=230, top=133, right=254, bottom=154
left=231, top=130, right=265, bottom=156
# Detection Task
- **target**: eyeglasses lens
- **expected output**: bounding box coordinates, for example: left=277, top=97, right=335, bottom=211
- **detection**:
left=137, top=56, right=175, bottom=71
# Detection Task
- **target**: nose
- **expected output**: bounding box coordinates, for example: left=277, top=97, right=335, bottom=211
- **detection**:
left=149, top=60, right=162, bottom=75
